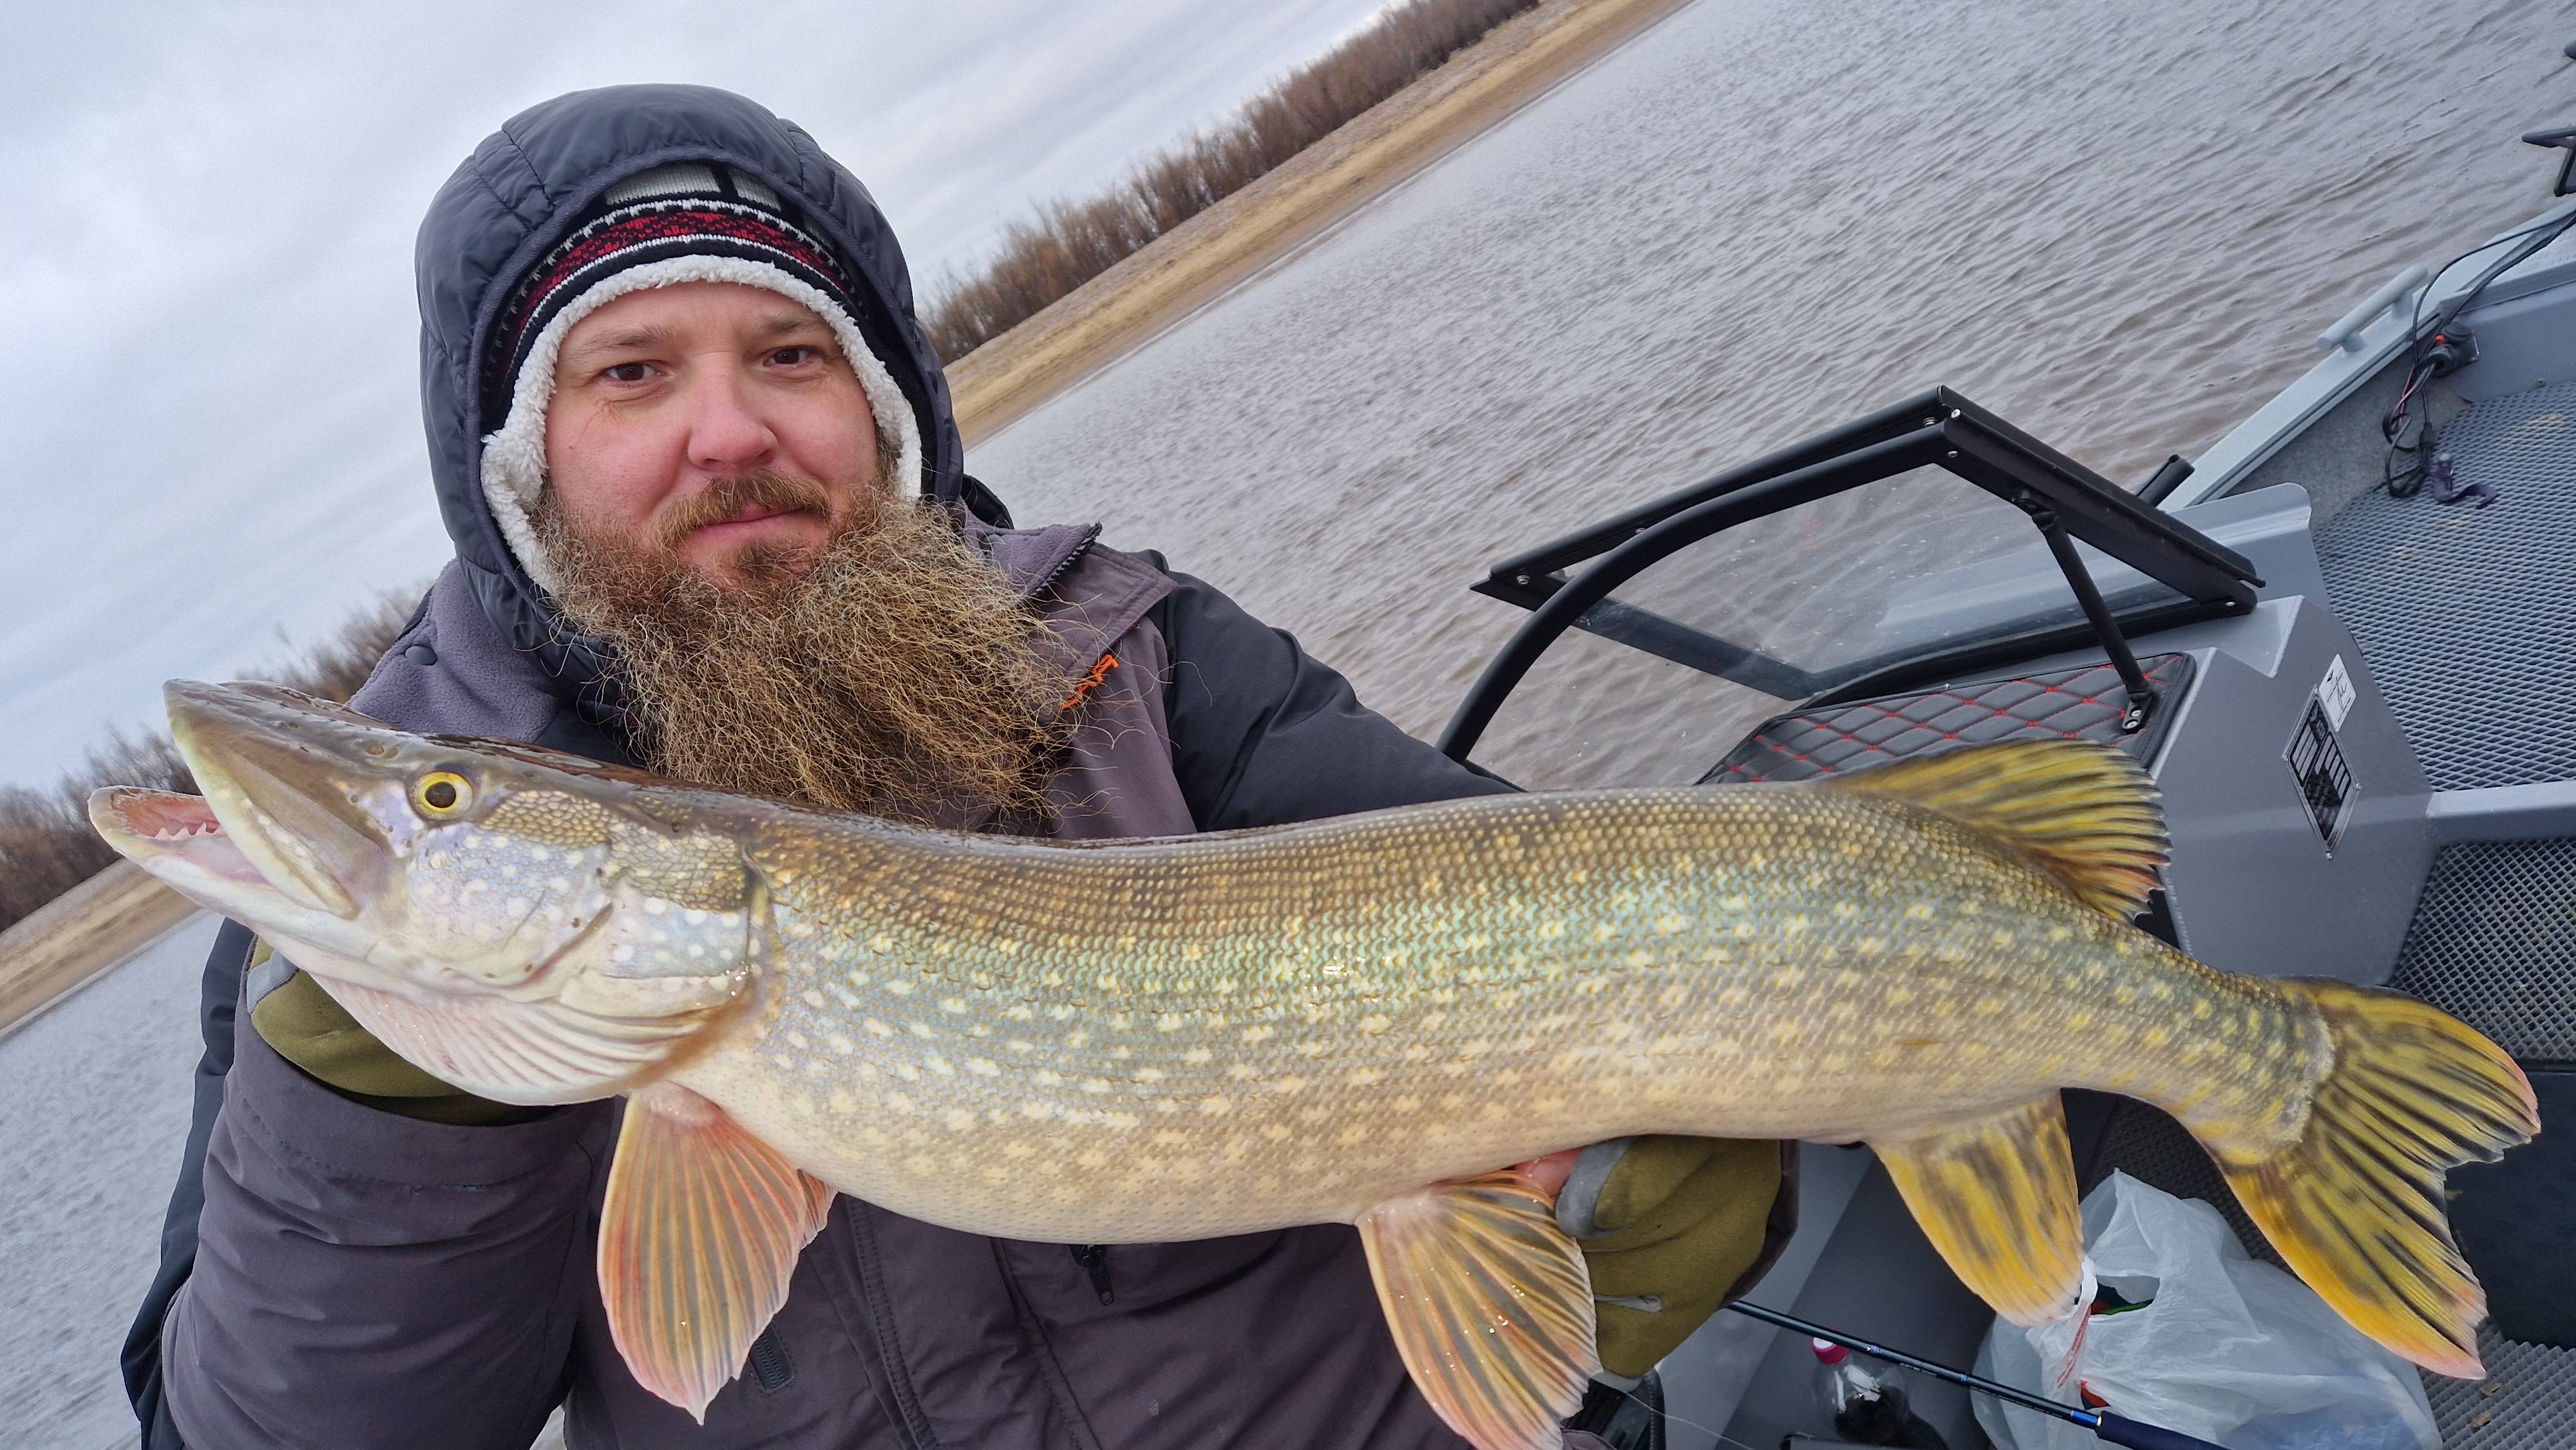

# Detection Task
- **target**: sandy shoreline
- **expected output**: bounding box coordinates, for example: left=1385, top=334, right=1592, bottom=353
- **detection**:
left=0, top=0, right=1687, bottom=1031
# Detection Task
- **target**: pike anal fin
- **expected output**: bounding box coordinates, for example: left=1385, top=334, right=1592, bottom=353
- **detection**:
left=1875, top=1095, right=2084, bottom=1326
left=1357, top=1169, right=1599, bottom=1450
left=601, top=1082, right=837, bottom=1422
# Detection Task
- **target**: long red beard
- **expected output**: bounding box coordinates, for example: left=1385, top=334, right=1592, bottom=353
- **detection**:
left=536, top=484, right=1072, bottom=825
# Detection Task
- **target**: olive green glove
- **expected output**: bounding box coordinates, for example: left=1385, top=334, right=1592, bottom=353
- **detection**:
left=1558, top=1135, right=1794, bottom=1381
left=248, top=940, right=529, bottom=1125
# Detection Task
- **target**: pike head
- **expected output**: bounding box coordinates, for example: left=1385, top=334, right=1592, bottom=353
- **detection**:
left=91, top=680, right=762, bottom=1104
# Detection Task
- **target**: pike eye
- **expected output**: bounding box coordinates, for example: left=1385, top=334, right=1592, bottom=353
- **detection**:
left=414, top=771, right=473, bottom=818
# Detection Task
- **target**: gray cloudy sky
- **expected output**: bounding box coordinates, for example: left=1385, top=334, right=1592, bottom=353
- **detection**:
left=0, top=0, right=1394, bottom=790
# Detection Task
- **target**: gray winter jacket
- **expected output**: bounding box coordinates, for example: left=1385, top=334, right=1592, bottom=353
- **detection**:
left=123, top=84, right=1558, bottom=1449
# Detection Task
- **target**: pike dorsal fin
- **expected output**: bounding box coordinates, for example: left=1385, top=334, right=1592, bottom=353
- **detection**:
left=601, top=1082, right=836, bottom=1422
left=1356, top=1169, right=1598, bottom=1450
left=1824, top=739, right=2168, bottom=919
left=1875, top=1095, right=2085, bottom=1326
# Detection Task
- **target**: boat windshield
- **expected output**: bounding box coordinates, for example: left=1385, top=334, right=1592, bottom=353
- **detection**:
left=1450, top=393, right=2251, bottom=789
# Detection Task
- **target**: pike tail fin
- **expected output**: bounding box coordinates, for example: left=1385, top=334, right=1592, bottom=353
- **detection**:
left=2215, top=981, right=2536, bottom=1379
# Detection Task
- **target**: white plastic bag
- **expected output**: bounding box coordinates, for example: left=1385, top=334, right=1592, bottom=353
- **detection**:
left=1971, top=1171, right=2438, bottom=1450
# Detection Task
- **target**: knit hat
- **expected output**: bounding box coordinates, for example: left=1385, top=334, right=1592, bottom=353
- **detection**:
left=476, top=162, right=925, bottom=596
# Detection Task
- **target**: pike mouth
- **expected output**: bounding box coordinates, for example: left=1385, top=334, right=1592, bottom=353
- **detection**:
left=90, top=786, right=278, bottom=907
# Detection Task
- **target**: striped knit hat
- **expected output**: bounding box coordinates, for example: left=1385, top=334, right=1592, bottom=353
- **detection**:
left=476, top=162, right=924, bottom=595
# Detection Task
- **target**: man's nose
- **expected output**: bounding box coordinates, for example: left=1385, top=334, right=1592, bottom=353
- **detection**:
left=682, top=363, right=777, bottom=471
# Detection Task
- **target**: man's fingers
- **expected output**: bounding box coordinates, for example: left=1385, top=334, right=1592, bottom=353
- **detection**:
left=1513, top=1147, right=1583, bottom=1198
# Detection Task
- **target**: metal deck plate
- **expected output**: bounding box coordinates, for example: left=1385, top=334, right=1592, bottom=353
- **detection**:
left=2424, top=1329, right=2576, bottom=1450
left=2387, top=838, right=2576, bottom=1063
left=2316, top=380, right=2576, bottom=790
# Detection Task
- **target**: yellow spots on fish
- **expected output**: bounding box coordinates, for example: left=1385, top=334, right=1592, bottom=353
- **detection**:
left=885, top=979, right=914, bottom=996
left=1180, top=943, right=1204, bottom=963
left=2047, top=925, right=2073, bottom=943
left=825, top=1032, right=856, bottom=1057
left=1537, top=919, right=1566, bottom=941
left=2114, top=984, right=2137, bottom=1006
left=1080, top=1077, right=1112, bottom=1095
left=1198, top=1095, right=1233, bottom=1116
left=1771, top=1021, right=1800, bottom=1044
left=1067, top=1029, right=1091, bottom=1049
left=966, top=1057, right=999, bottom=1077
left=1103, top=1112, right=1140, bottom=1131
left=1134, top=1067, right=1166, bottom=1083
left=2193, top=999, right=2214, bottom=1020
left=940, top=996, right=968, bottom=1014
left=1336, top=1124, right=1370, bottom=1146
left=1077, top=1148, right=1110, bottom=1170
left=863, top=1019, right=893, bottom=1039
left=1157, top=1012, right=1186, bottom=1033
left=1904, top=902, right=1934, bottom=921
left=1021, top=1101, right=1052, bottom=1120
left=1770, top=966, right=1806, bottom=989
left=907, top=1021, right=935, bottom=1040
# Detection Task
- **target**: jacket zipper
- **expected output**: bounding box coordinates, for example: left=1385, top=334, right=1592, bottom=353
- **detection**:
left=1032, top=527, right=1102, bottom=593
left=1068, top=1244, right=1115, bottom=1304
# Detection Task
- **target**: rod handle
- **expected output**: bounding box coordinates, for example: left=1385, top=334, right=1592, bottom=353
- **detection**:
left=2092, top=1411, right=2231, bottom=1450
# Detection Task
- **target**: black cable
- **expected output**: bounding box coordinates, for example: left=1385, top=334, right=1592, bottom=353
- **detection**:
left=2382, top=205, right=2576, bottom=497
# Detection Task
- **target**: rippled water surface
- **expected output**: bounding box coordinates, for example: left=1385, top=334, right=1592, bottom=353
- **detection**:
left=978, top=0, right=2573, bottom=786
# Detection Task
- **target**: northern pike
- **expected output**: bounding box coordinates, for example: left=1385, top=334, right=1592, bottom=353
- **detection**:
left=96, top=681, right=2535, bottom=1450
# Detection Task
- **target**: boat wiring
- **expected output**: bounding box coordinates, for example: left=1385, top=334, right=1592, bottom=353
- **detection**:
left=2382, top=207, right=2576, bottom=498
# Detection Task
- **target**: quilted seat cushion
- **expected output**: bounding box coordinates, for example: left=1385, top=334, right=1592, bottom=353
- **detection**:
left=1702, top=653, right=2195, bottom=784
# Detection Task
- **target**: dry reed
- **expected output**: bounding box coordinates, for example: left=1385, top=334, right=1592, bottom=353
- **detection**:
left=0, top=590, right=423, bottom=934
left=921, top=0, right=1539, bottom=362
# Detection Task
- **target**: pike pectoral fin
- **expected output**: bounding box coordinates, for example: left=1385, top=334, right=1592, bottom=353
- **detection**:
left=1825, top=739, right=2168, bottom=919
left=1356, top=1169, right=1598, bottom=1450
left=600, top=1082, right=836, bottom=1422
left=1875, top=1095, right=2085, bottom=1326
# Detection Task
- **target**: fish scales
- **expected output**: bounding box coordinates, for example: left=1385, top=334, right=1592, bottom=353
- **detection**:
left=690, top=786, right=2314, bottom=1243
left=102, top=682, right=2536, bottom=1431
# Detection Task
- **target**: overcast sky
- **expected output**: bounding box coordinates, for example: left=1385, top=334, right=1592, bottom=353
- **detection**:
left=0, top=0, right=1398, bottom=791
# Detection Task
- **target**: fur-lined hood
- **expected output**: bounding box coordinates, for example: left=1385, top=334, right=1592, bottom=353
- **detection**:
left=412, top=84, right=983, bottom=711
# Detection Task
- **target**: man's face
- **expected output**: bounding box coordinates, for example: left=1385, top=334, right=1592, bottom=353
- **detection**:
left=544, top=281, right=883, bottom=586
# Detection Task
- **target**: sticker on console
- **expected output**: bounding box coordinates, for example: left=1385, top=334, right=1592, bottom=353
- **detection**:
left=2284, top=660, right=2358, bottom=856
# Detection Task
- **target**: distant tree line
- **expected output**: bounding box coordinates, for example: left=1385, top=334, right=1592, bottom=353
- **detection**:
left=920, top=0, right=1539, bottom=362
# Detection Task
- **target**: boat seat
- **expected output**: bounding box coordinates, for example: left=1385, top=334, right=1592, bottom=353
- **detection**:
left=1699, top=653, right=2195, bottom=784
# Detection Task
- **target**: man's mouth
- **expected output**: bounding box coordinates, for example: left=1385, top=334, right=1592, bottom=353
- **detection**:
left=694, top=502, right=805, bottom=539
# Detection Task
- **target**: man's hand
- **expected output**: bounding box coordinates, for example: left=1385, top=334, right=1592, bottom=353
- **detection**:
left=1552, top=1136, right=1790, bottom=1382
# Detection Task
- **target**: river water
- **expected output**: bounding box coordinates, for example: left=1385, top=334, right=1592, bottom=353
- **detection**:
left=11, top=0, right=2571, bottom=1443
left=977, top=0, right=2573, bottom=788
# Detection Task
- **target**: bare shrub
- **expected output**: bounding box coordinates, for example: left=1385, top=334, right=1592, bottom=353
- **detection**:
left=922, top=0, right=1539, bottom=362
left=0, top=588, right=424, bottom=934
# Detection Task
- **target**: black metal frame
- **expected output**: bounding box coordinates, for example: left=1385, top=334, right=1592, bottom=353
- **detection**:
left=1436, top=388, right=2262, bottom=761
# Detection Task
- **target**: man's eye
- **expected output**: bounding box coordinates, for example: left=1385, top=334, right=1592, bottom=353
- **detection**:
left=603, top=362, right=653, bottom=384
left=770, top=346, right=819, bottom=366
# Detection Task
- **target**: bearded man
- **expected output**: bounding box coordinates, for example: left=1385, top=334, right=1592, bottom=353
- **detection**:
left=125, top=86, right=1794, bottom=1450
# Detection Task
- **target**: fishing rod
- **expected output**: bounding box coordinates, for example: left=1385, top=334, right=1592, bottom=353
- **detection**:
left=1722, top=1300, right=2228, bottom=1450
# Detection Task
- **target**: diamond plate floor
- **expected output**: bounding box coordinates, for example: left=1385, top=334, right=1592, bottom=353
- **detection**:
left=2388, top=838, right=2576, bottom=1063
left=2425, top=1329, right=2576, bottom=1450
left=2317, top=380, right=2576, bottom=789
